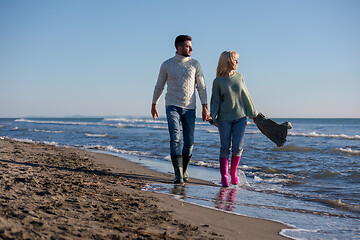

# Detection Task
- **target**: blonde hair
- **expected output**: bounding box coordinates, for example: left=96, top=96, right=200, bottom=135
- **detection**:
left=216, top=51, right=239, bottom=77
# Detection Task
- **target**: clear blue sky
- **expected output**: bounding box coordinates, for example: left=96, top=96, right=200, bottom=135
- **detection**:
left=1, top=0, right=359, bottom=118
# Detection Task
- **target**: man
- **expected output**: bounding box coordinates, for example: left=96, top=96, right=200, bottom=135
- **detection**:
left=151, top=35, right=211, bottom=184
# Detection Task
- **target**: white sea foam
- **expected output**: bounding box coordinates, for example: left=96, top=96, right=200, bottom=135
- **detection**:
left=205, top=129, right=218, bottom=133
left=84, top=145, right=152, bottom=157
left=15, top=118, right=108, bottom=126
left=237, top=170, right=250, bottom=186
left=289, top=131, right=360, bottom=140
left=240, top=165, right=261, bottom=171
left=84, top=133, right=110, bottom=138
left=126, top=124, right=167, bottom=129
left=115, top=123, right=167, bottom=130
left=193, top=160, right=219, bottom=168
left=336, top=148, right=360, bottom=156
left=3, top=136, right=59, bottom=146
left=33, top=129, right=65, bottom=133
left=104, top=118, right=168, bottom=124
left=254, top=176, right=263, bottom=182
left=15, top=118, right=169, bottom=130
left=7, top=137, right=35, bottom=143
left=247, top=130, right=262, bottom=134
left=265, top=178, right=292, bottom=184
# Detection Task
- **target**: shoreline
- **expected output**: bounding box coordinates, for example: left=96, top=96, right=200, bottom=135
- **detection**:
left=0, top=138, right=291, bottom=239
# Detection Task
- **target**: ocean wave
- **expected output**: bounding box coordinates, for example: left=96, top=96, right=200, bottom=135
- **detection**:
left=33, top=129, right=65, bottom=134
left=246, top=171, right=297, bottom=185
left=344, top=171, right=360, bottom=180
left=289, top=131, right=360, bottom=140
left=249, top=187, right=360, bottom=216
left=2, top=136, right=59, bottom=146
left=9, top=127, right=64, bottom=134
left=14, top=118, right=169, bottom=130
left=316, top=199, right=360, bottom=214
left=333, top=148, right=360, bottom=156
left=84, top=145, right=152, bottom=157
left=312, top=170, right=340, bottom=179
left=204, top=129, right=218, bottom=133
left=104, top=118, right=168, bottom=124
left=192, top=160, right=219, bottom=168
left=114, top=123, right=168, bottom=130
left=84, top=133, right=110, bottom=138
left=273, top=145, right=360, bottom=156
left=15, top=118, right=109, bottom=126
left=272, top=145, right=319, bottom=152
left=240, top=165, right=262, bottom=171
left=247, top=130, right=262, bottom=134
left=188, top=160, right=296, bottom=185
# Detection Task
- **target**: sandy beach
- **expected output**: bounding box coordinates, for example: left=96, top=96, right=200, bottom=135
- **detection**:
left=0, top=138, right=290, bottom=239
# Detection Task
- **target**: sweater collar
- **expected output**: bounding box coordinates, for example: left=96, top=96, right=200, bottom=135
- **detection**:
left=174, top=53, right=191, bottom=63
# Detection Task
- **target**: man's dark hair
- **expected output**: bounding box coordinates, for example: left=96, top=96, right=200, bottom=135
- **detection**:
left=175, top=35, right=192, bottom=49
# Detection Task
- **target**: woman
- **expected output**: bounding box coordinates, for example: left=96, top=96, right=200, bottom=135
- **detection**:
left=210, top=51, right=257, bottom=187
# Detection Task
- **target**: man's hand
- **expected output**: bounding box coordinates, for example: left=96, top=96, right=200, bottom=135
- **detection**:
left=151, top=104, right=159, bottom=120
left=202, top=104, right=212, bottom=121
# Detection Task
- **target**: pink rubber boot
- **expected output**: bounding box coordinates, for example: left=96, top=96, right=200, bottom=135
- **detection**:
left=219, top=157, right=229, bottom=187
left=230, top=155, right=241, bottom=185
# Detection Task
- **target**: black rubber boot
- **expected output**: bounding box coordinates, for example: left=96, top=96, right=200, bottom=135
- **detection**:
left=171, top=155, right=184, bottom=184
left=182, top=155, right=192, bottom=182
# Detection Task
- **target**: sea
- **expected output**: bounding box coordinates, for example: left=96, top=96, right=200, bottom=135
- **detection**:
left=0, top=117, right=359, bottom=239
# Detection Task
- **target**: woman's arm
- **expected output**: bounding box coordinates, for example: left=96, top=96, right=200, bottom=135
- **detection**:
left=240, top=75, right=257, bottom=119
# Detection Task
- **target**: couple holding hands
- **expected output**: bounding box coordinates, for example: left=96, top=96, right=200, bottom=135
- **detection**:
left=151, top=35, right=257, bottom=187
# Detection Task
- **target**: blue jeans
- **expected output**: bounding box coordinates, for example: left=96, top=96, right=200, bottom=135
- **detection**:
left=166, top=106, right=195, bottom=158
left=218, top=117, right=247, bottom=158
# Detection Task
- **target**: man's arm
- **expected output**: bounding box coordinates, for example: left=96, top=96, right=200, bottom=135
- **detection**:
left=194, top=62, right=210, bottom=121
left=151, top=63, right=167, bottom=120
left=151, top=103, right=159, bottom=120
left=194, top=62, right=208, bottom=106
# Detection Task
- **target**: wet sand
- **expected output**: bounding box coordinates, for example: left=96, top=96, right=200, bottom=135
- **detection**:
left=0, top=138, right=290, bottom=239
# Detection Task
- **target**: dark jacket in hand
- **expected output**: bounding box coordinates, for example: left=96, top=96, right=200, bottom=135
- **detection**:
left=255, top=113, right=292, bottom=147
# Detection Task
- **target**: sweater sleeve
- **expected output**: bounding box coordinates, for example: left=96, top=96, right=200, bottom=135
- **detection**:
left=152, top=62, right=167, bottom=104
left=210, top=79, right=221, bottom=121
left=195, top=62, right=207, bottom=105
left=240, top=75, right=257, bottom=119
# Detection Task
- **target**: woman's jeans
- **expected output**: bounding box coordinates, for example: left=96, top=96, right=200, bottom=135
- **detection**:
left=166, top=106, right=195, bottom=158
left=218, top=117, right=247, bottom=158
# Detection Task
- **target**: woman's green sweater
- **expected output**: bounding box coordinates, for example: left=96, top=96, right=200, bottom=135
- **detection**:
left=210, top=72, right=257, bottom=126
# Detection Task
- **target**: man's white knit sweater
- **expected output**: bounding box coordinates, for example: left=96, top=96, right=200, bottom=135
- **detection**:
left=152, top=53, right=207, bottom=109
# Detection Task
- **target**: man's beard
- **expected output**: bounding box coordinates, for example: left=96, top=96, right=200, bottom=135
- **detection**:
left=182, top=51, right=191, bottom=57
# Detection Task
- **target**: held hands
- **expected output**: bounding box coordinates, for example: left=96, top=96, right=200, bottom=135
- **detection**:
left=202, top=104, right=212, bottom=122
left=151, top=104, right=159, bottom=120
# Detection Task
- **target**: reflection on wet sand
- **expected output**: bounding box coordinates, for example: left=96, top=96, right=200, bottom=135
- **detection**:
left=171, top=184, right=186, bottom=199
left=214, top=188, right=237, bottom=212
